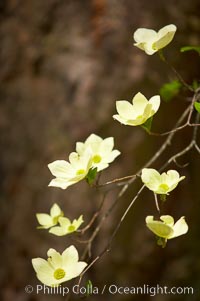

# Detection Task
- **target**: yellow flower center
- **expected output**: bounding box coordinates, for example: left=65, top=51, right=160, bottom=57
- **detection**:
left=68, top=225, right=75, bottom=232
left=159, top=183, right=169, bottom=192
left=76, top=169, right=85, bottom=175
left=54, top=268, right=66, bottom=280
left=93, top=155, right=101, bottom=163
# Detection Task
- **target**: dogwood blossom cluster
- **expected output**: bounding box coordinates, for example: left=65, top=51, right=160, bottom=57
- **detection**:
left=48, top=134, right=120, bottom=189
left=32, top=23, right=190, bottom=286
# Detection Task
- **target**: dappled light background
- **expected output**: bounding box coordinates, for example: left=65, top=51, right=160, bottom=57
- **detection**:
left=0, top=0, right=200, bottom=300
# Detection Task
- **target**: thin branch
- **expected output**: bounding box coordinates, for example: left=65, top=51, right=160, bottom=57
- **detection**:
left=159, top=50, right=194, bottom=92
left=78, top=192, right=107, bottom=234
left=78, top=185, right=145, bottom=284
left=76, top=90, right=200, bottom=288
left=96, top=174, right=137, bottom=188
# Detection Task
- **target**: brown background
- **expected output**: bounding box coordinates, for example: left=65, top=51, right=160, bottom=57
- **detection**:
left=0, top=0, right=200, bottom=300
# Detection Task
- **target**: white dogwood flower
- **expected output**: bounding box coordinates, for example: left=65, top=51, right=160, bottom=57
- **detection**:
left=32, top=246, right=87, bottom=286
left=48, top=151, right=93, bottom=189
left=49, top=215, right=84, bottom=236
left=141, top=168, right=185, bottom=195
left=36, top=203, right=63, bottom=229
left=113, top=92, right=160, bottom=126
left=133, top=24, right=177, bottom=55
left=146, top=215, right=188, bottom=241
left=76, top=134, right=120, bottom=171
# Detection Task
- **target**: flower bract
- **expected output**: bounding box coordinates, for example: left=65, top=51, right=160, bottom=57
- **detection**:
left=32, top=245, right=87, bottom=286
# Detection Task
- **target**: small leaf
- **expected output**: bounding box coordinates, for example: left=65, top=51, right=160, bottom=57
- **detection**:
left=141, top=116, right=153, bottom=133
left=86, top=167, right=98, bottom=185
left=192, top=80, right=200, bottom=90
left=160, top=80, right=182, bottom=102
left=194, top=102, right=200, bottom=114
left=180, top=46, right=200, bottom=55
left=86, top=280, right=93, bottom=296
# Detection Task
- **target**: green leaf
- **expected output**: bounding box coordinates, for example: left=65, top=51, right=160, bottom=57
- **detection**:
left=194, top=102, right=200, bottom=114
left=180, top=46, right=200, bottom=55
left=192, top=80, right=200, bottom=90
left=86, top=167, right=98, bottom=185
left=86, top=280, right=93, bottom=296
left=160, top=80, right=182, bottom=102
left=141, top=116, right=153, bottom=133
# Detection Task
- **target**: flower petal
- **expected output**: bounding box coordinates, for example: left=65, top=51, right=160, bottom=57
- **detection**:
left=72, top=215, right=84, bottom=230
left=58, top=217, right=71, bottom=227
left=133, top=28, right=157, bottom=43
left=101, top=137, right=114, bottom=153
left=32, top=258, right=53, bottom=275
left=47, top=249, right=63, bottom=269
left=166, top=170, right=185, bottom=185
left=32, top=258, right=55, bottom=286
left=132, top=92, right=148, bottom=114
left=141, top=168, right=161, bottom=191
left=148, top=95, right=160, bottom=114
left=50, top=203, right=62, bottom=218
left=155, top=24, right=177, bottom=49
left=65, top=262, right=87, bottom=281
left=62, top=245, right=79, bottom=265
left=116, top=100, right=135, bottom=119
left=48, top=160, right=71, bottom=178
left=36, top=214, right=53, bottom=228
left=113, top=114, right=130, bottom=125
left=146, top=219, right=173, bottom=238
left=104, top=150, right=121, bottom=164
left=48, top=178, right=74, bottom=189
left=85, top=133, right=102, bottom=145
left=160, top=215, right=174, bottom=226
left=169, top=217, right=188, bottom=239
left=76, top=142, right=85, bottom=155
left=49, top=226, right=68, bottom=236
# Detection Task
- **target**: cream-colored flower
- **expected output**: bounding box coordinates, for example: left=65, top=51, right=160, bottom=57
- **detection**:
left=76, top=134, right=120, bottom=171
left=49, top=215, right=84, bottom=236
left=133, top=24, right=177, bottom=55
left=36, top=203, right=63, bottom=229
left=113, top=92, right=160, bottom=126
left=146, top=215, right=188, bottom=240
left=48, top=151, right=93, bottom=189
left=32, top=246, right=87, bottom=286
left=141, top=168, right=185, bottom=195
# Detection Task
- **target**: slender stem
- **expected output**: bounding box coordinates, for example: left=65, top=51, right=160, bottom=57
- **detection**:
left=159, top=50, right=194, bottom=92
left=154, top=193, right=160, bottom=212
